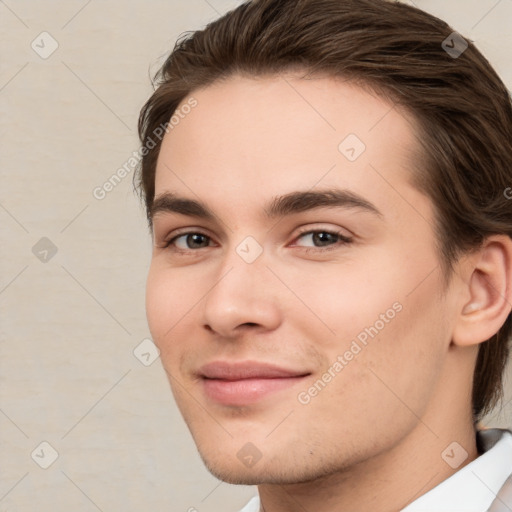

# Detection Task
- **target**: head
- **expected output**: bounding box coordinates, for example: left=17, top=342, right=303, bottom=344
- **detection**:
left=136, top=0, right=512, bottom=484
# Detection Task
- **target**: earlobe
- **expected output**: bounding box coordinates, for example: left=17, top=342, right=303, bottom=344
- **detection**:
left=452, top=236, right=512, bottom=347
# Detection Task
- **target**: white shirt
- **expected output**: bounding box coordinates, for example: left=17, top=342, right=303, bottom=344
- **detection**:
left=238, top=428, right=512, bottom=512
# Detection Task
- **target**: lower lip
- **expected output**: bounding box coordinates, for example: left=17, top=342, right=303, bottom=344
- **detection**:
left=202, top=376, right=307, bottom=406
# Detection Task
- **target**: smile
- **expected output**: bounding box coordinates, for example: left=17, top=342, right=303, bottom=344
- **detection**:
left=198, top=361, right=311, bottom=406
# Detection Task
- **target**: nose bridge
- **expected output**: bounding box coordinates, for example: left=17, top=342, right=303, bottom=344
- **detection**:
left=200, top=238, right=281, bottom=335
left=214, top=234, right=268, bottom=294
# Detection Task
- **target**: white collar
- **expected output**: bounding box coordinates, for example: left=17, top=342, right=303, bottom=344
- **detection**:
left=402, top=428, right=512, bottom=512
left=239, top=428, right=512, bottom=512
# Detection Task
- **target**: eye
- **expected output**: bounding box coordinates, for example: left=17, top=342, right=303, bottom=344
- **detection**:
left=165, top=232, right=212, bottom=250
left=293, top=229, right=353, bottom=249
left=159, top=228, right=352, bottom=254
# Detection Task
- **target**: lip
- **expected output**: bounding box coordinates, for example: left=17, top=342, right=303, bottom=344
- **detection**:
left=198, top=361, right=311, bottom=406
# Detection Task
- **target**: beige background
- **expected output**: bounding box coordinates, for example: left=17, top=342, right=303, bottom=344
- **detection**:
left=1, top=1, right=511, bottom=511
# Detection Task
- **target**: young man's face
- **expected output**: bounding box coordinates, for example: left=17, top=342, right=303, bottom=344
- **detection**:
left=146, top=74, right=468, bottom=485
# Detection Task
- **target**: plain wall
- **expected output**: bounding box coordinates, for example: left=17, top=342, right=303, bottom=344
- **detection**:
left=1, top=1, right=511, bottom=510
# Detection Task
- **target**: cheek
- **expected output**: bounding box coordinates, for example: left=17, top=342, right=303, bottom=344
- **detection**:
left=145, top=266, right=169, bottom=341
left=278, top=251, right=402, bottom=347
left=354, top=298, right=448, bottom=434
left=145, top=264, right=195, bottom=352
left=287, top=248, right=448, bottom=412
left=294, top=300, right=448, bottom=447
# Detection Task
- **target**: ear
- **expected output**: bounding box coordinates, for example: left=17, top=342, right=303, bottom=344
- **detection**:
left=452, top=235, right=512, bottom=347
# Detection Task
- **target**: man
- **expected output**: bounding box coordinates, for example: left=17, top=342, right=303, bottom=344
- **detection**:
left=135, top=0, right=512, bottom=510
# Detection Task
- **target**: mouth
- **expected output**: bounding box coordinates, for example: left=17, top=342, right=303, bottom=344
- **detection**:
left=198, top=361, right=311, bottom=406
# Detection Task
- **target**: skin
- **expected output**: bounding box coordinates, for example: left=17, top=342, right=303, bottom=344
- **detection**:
left=145, top=73, right=512, bottom=512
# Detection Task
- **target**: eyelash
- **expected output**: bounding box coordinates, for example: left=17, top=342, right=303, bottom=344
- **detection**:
left=160, top=228, right=353, bottom=254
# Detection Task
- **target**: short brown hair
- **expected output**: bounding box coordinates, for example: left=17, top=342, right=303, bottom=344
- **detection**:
left=135, top=0, right=512, bottom=422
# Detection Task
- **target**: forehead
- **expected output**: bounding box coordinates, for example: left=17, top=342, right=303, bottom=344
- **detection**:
left=154, top=73, right=425, bottom=223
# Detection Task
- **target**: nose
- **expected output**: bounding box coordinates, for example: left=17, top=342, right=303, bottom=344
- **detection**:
left=200, top=249, right=282, bottom=338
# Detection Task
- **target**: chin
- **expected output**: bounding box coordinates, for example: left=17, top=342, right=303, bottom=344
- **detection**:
left=202, top=461, right=267, bottom=485
left=196, top=445, right=347, bottom=486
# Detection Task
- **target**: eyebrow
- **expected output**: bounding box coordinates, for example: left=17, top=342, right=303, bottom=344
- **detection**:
left=150, top=189, right=383, bottom=223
